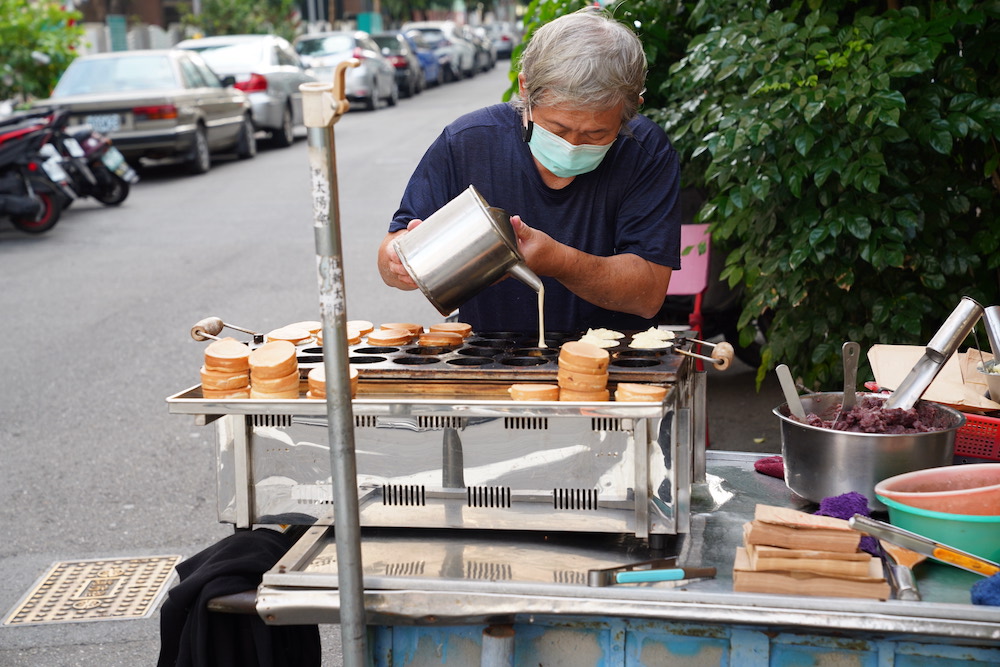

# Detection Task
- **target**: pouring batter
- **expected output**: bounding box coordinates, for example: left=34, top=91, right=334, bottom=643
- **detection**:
left=378, top=7, right=681, bottom=334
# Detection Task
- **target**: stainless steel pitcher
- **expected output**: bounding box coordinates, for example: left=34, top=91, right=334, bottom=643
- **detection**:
left=392, top=185, right=542, bottom=316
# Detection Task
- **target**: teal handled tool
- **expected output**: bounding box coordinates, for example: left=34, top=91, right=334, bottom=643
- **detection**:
left=588, top=558, right=716, bottom=587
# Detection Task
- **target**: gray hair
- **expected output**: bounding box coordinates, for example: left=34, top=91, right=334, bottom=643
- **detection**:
left=513, top=7, right=647, bottom=123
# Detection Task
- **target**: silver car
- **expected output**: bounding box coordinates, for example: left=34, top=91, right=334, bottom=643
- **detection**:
left=38, top=49, right=254, bottom=174
left=400, top=21, right=478, bottom=81
left=175, top=34, right=315, bottom=147
left=294, top=31, right=399, bottom=111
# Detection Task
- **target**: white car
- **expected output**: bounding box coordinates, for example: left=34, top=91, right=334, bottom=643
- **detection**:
left=294, top=31, right=399, bottom=111
left=401, top=21, right=477, bottom=81
left=175, top=34, right=315, bottom=147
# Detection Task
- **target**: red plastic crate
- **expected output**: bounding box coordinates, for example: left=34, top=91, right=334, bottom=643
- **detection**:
left=955, top=412, right=1000, bottom=461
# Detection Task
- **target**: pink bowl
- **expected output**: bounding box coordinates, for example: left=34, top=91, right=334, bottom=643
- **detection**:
left=875, top=463, right=1000, bottom=516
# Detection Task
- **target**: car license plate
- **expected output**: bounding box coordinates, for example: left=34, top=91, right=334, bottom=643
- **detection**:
left=85, top=113, right=121, bottom=134
left=63, top=136, right=85, bottom=157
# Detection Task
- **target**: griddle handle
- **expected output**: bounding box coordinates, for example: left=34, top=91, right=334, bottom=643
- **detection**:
left=191, top=317, right=224, bottom=341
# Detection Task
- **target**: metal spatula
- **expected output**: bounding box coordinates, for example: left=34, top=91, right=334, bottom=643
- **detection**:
left=834, top=342, right=860, bottom=427
left=776, top=364, right=806, bottom=420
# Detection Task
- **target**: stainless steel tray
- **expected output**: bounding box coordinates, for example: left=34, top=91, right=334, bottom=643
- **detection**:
left=165, top=386, right=673, bottom=419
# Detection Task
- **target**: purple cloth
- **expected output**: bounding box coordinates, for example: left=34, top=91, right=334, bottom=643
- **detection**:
left=814, top=492, right=879, bottom=555
left=754, top=455, right=784, bottom=479
left=972, top=574, right=1000, bottom=606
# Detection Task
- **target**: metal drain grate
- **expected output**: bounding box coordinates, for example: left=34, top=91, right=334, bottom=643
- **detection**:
left=3, top=555, right=181, bottom=626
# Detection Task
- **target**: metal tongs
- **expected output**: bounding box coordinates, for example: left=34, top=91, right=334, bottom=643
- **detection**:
left=189, top=316, right=263, bottom=344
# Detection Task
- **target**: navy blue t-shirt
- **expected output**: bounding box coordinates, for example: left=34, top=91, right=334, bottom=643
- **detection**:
left=390, top=103, right=681, bottom=334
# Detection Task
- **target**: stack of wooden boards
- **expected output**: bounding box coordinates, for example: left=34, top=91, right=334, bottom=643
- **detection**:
left=732, top=504, right=890, bottom=600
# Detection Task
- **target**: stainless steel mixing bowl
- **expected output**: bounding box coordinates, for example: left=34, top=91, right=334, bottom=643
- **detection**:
left=773, top=392, right=966, bottom=511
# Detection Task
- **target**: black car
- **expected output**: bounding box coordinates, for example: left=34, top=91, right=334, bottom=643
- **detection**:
left=372, top=32, right=424, bottom=98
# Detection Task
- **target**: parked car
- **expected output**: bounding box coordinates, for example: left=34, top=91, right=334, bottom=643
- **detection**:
left=294, top=31, right=399, bottom=111
left=402, top=30, right=444, bottom=88
left=486, top=22, right=519, bottom=60
left=466, top=25, right=497, bottom=72
left=175, top=34, right=315, bottom=148
left=371, top=32, right=423, bottom=98
left=36, top=49, right=254, bottom=174
left=401, top=21, right=477, bottom=81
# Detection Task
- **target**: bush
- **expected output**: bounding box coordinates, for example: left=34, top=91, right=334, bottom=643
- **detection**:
left=0, top=0, right=83, bottom=105
left=513, top=0, right=1000, bottom=390
left=653, top=0, right=1000, bottom=389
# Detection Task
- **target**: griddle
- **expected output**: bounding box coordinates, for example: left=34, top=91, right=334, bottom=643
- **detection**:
left=296, top=330, right=686, bottom=386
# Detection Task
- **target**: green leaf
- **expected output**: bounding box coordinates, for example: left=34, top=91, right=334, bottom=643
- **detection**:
left=846, top=216, right=872, bottom=240
left=861, top=170, right=881, bottom=193
left=789, top=245, right=811, bottom=269
left=814, top=159, right=837, bottom=188
left=787, top=167, right=804, bottom=198
left=985, top=153, right=1000, bottom=179
left=888, top=60, right=925, bottom=77
left=749, top=176, right=771, bottom=201
left=794, top=131, right=815, bottom=157
left=929, top=126, right=954, bottom=154
left=729, top=188, right=745, bottom=210
left=804, top=101, right=825, bottom=122
left=715, top=62, right=740, bottom=82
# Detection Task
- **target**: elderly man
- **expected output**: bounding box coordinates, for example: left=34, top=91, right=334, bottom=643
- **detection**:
left=378, top=7, right=681, bottom=334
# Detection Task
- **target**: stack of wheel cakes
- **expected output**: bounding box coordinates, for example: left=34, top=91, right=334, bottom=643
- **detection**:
left=508, top=339, right=669, bottom=403
left=307, top=364, right=358, bottom=399
left=557, top=340, right=611, bottom=401
left=249, top=341, right=300, bottom=399
left=507, top=340, right=610, bottom=401
left=201, top=338, right=252, bottom=398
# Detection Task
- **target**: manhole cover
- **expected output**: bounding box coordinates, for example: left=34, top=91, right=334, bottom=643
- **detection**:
left=3, top=555, right=181, bottom=626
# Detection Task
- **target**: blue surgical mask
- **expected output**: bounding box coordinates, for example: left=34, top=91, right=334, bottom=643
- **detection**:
left=523, top=108, right=616, bottom=178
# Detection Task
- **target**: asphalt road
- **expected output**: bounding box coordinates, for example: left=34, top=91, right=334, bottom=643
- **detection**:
left=0, top=63, right=783, bottom=665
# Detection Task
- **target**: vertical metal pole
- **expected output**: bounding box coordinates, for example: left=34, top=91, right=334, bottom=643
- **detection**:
left=481, top=624, right=515, bottom=666
left=299, top=65, right=367, bottom=666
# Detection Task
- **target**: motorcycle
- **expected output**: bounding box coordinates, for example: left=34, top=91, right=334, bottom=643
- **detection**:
left=0, top=112, right=76, bottom=234
left=38, top=107, right=139, bottom=206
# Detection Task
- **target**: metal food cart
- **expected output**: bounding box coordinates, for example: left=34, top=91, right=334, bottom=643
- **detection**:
left=167, top=347, right=1000, bottom=665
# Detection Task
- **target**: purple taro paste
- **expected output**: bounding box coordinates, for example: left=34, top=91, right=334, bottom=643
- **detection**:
left=801, top=396, right=947, bottom=434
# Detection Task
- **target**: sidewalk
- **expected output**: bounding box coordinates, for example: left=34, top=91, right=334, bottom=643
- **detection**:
left=706, top=352, right=785, bottom=455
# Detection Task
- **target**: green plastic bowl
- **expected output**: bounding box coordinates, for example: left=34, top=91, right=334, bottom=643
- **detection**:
left=877, top=494, right=1000, bottom=562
